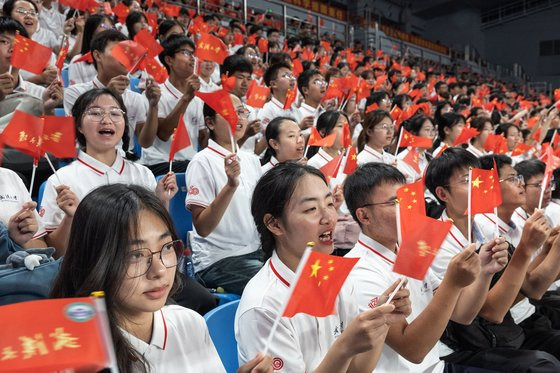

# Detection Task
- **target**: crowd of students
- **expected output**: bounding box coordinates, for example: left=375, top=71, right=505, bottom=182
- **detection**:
left=2, top=0, right=560, bottom=371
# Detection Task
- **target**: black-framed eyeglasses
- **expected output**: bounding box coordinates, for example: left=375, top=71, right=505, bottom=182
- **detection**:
left=361, top=199, right=398, bottom=208
left=125, top=240, right=184, bottom=278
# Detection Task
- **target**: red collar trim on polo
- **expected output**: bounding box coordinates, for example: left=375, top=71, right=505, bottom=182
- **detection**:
left=364, top=147, right=381, bottom=159
left=77, top=154, right=125, bottom=176
left=207, top=146, right=227, bottom=158
left=164, top=82, right=180, bottom=100
left=515, top=209, right=528, bottom=221
left=357, top=239, right=394, bottom=265
left=269, top=260, right=290, bottom=287
left=482, top=213, right=508, bottom=234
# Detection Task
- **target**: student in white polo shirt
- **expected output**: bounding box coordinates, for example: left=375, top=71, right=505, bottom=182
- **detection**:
left=306, top=111, right=346, bottom=170
left=431, top=112, right=465, bottom=158
left=465, top=116, right=492, bottom=158
left=357, top=109, right=398, bottom=166
left=51, top=184, right=272, bottom=373
left=186, top=93, right=263, bottom=295
left=0, top=167, right=46, bottom=252
left=344, top=162, right=508, bottom=372
left=260, top=117, right=305, bottom=174
left=297, top=69, right=327, bottom=125
left=424, top=148, right=560, bottom=371
left=395, top=114, right=434, bottom=183
left=141, top=35, right=202, bottom=176
left=63, top=30, right=160, bottom=155
left=41, top=88, right=177, bottom=256
left=237, top=163, right=409, bottom=372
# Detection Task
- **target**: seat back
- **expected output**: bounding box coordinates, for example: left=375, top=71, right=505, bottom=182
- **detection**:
left=129, top=77, right=141, bottom=93
left=61, top=68, right=69, bottom=88
left=156, top=173, right=192, bottom=242
left=204, top=300, right=240, bottom=373
left=37, top=180, right=47, bottom=211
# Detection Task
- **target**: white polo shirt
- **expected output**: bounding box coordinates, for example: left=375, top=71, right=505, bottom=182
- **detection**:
left=466, top=143, right=488, bottom=158
left=238, top=103, right=261, bottom=154
left=63, top=76, right=149, bottom=152
left=474, top=211, right=535, bottom=324
left=307, top=148, right=333, bottom=169
left=258, top=96, right=302, bottom=128
left=0, top=167, right=46, bottom=239
left=396, top=147, right=429, bottom=183
left=345, top=233, right=444, bottom=373
left=39, top=150, right=156, bottom=231
left=546, top=200, right=560, bottom=228
left=13, top=74, right=45, bottom=99
left=122, top=305, right=225, bottom=373
left=431, top=143, right=448, bottom=158
left=32, top=25, right=60, bottom=51
left=68, top=54, right=97, bottom=86
left=357, top=144, right=397, bottom=166
left=261, top=156, right=278, bottom=174
left=140, top=79, right=198, bottom=165
left=185, top=139, right=262, bottom=272
left=39, top=4, right=65, bottom=37
left=235, top=250, right=359, bottom=372
left=199, top=76, right=220, bottom=93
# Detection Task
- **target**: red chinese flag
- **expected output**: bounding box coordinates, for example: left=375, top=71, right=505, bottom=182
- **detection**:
left=1, top=110, right=43, bottom=158
left=221, top=73, right=236, bottom=92
left=417, top=71, right=426, bottom=82
left=257, top=38, right=268, bottom=54
left=112, top=2, right=129, bottom=22
left=403, top=147, right=421, bottom=174
left=283, top=86, right=297, bottom=110
left=161, top=2, right=181, bottom=17
left=133, top=29, right=163, bottom=58
left=342, top=123, right=352, bottom=149
left=301, top=49, right=315, bottom=61
left=320, top=41, right=332, bottom=52
left=141, top=57, right=168, bottom=84
left=467, top=167, right=502, bottom=215
left=343, top=146, right=358, bottom=175
left=397, top=180, right=426, bottom=217
left=453, top=127, right=480, bottom=146
left=11, top=34, right=52, bottom=75
left=41, top=116, right=76, bottom=158
left=196, top=89, right=238, bottom=135
left=511, top=143, right=532, bottom=157
left=394, top=213, right=452, bottom=280
left=544, top=146, right=560, bottom=184
left=111, top=40, right=147, bottom=73
left=73, top=51, right=93, bottom=64
left=145, top=13, right=158, bottom=36
left=356, top=80, right=373, bottom=102
left=103, top=2, right=113, bottom=15
left=195, top=33, right=229, bottom=65
left=366, top=103, right=379, bottom=114
left=283, top=250, right=359, bottom=317
left=400, top=128, right=433, bottom=149
left=292, top=58, right=303, bottom=78
left=308, top=127, right=336, bottom=147
left=169, top=116, right=191, bottom=162
left=0, top=297, right=114, bottom=372
left=390, top=106, right=402, bottom=122
left=527, top=116, right=539, bottom=128
left=233, top=32, right=244, bottom=46
left=246, top=83, right=270, bottom=109
left=55, top=36, right=69, bottom=72
left=321, top=85, right=343, bottom=103
left=555, top=89, right=560, bottom=103
left=319, top=153, right=343, bottom=182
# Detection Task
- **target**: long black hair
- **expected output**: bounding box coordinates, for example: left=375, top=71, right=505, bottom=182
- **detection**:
left=125, top=11, right=147, bottom=41
left=71, top=88, right=131, bottom=159
left=51, top=184, right=183, bottom=373
left=306, top=110, right=346, bottom=159
left=80, top=14, right=114, bottom=57
left=251, top=163, right=327, bottom=260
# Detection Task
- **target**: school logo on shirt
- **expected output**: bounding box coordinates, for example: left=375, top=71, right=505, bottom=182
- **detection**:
left=272, top=357, right=284, bottom=370
left=0, top=194, right=18, bottom=203
left=188, top=186, right=199, bottom=195
left=368, top=296, right=379, bottom=309
left=333, top=321, right=344, bottom=338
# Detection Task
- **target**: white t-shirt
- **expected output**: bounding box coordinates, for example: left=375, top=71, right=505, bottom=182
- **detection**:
left=357, top=144, right=397, bottom=166
left=257, top=96, right=302, bottom=128
left=140, top=79, right=199, bottom=165
left=63, top=76, right=149, bottom=152
left=235, top=250, right=359, bottom=372
left=39, top=150, right=156, bottom=231
left=122, top=305, right=225, bottom=373
left=68, top=54, right=97, bottom=86
left=306, top=148, right=333, bottom=169
left=0, top=167, right=46, bottom=239
left=346, top=233, right=444, bottom=373
left=185, top=139, right=262, bottom=271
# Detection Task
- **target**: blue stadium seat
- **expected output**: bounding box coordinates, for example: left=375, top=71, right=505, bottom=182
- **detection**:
left=204, top=300, right=240, bottom=373
left=133, top=135, right=142, bottom=158
left=37, top=180, right=46, bottom=211
left=129, top=77, right=141, bottom=93
left=53, top=108, right=66, bottom=117
left=61, top=68, right=69, bottom=88
left=213, top=292, right=241, bottom=306
left=156, top=172, right=192, bottom=242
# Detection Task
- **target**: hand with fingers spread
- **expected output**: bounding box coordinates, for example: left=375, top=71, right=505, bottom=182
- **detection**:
left=8, top=201, right=39, bottom=246
left=155, top=172, right=178, bottom=201
left=479, top=237, right=509, bottom=275
left=236, top=353, right=273, bottom=373
left=445, top=244, right=480, bottom=288
left=225, top=154, right=241, bottom=187
left=55, top=185, right=79, bottom=218
left=107, top=75, right=130, bottom=95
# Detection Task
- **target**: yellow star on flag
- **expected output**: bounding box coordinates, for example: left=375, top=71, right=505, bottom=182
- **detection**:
left=310, top=260, right=322, bottom=277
